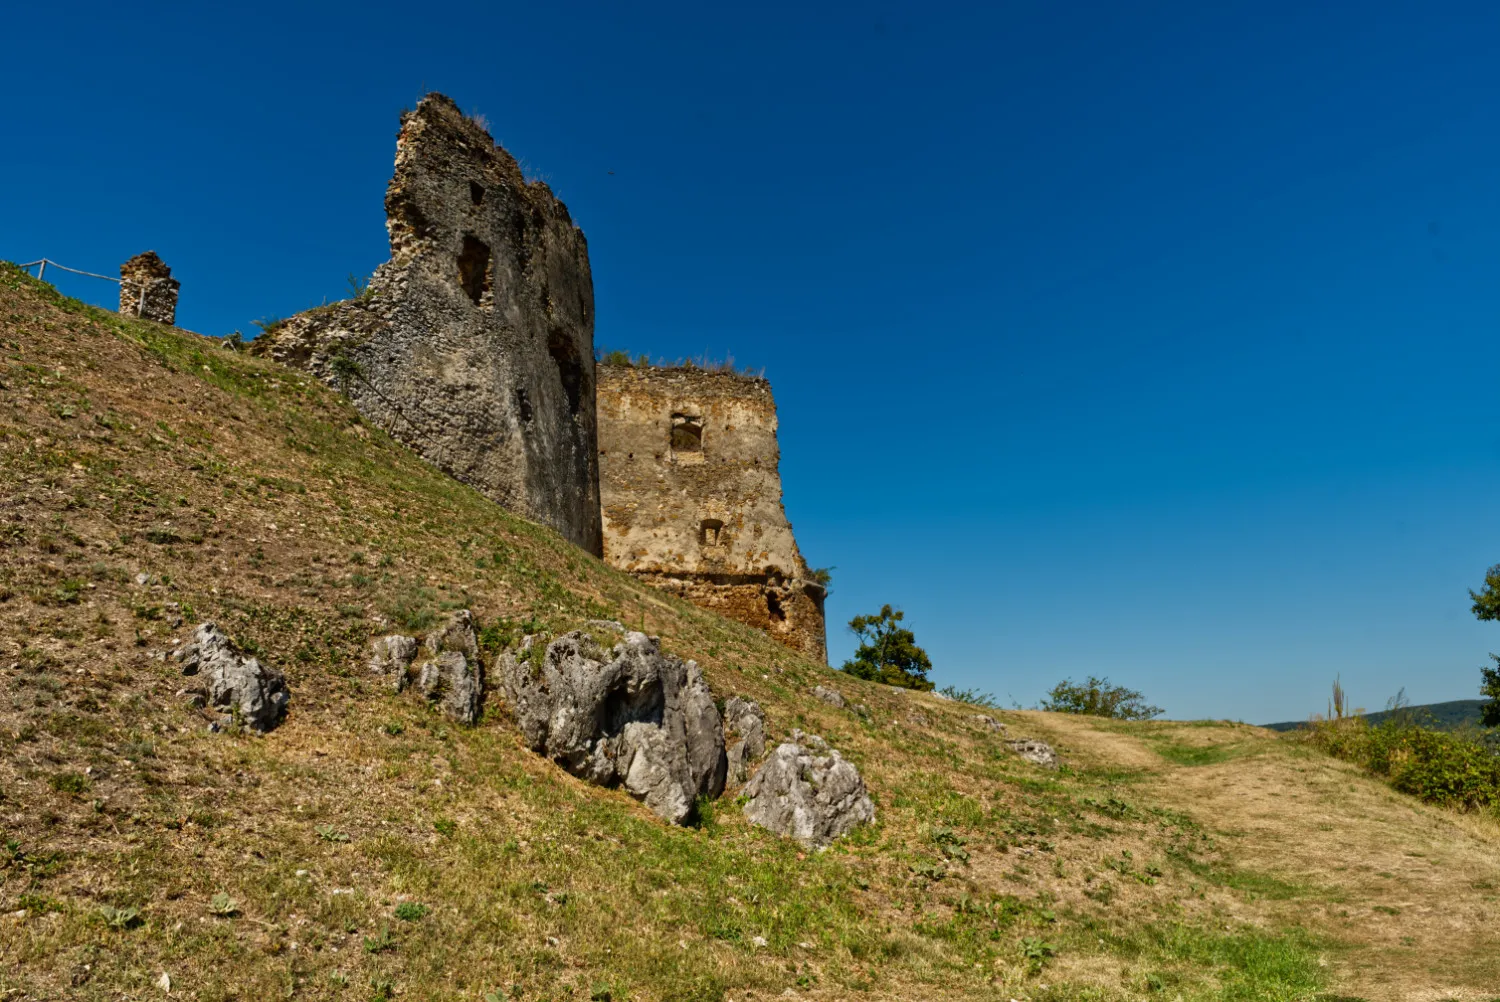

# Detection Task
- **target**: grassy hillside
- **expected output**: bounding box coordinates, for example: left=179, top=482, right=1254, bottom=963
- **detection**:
left=1263, top=700, right=1488, bottom=734
left=2, top=262, right=1499, bottom=1001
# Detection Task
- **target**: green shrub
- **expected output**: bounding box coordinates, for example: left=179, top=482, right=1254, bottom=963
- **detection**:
left=1041, top=676, right=1162, bottom=720
left=1305, top=717, right=1500, bottom=810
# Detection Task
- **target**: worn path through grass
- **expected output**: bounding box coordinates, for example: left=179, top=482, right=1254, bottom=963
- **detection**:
left=1026, top=712, right=1500, bottom=1001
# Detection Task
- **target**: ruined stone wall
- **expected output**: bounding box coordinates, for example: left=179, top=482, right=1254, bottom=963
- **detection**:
left=252, top=94, right=602, bottom=554
left=596, top=365, right=826, bottom=662
left=119, top=251, right=179, bottom=325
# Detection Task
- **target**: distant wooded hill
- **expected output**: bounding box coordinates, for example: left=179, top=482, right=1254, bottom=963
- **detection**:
left=1262, top=699, right=1487, bottom=733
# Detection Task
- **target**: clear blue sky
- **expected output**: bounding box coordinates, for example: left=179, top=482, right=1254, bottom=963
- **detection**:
left=6, top=1, right=1500, bottom=722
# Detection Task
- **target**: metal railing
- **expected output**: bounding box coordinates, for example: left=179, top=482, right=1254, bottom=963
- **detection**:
left=17, top=258, right=148, bottom=313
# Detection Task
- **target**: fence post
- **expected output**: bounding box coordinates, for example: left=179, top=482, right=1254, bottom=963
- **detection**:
left=36, top=260, right=46, bottom=282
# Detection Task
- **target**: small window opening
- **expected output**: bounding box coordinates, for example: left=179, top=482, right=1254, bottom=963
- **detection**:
left=766, top=592, right=786, bottom=623
left=457, top=235, right=491, bottom=306
left=469, top=181, right=485, bottom=206
left=547, top=330, right=584, bottom=414
left=699, top=519, right=725, bottom=547
left=393, top=196, right=431, bottom=240
left=514, top=387, right=533, bottom=423
left=671, top=414, right=703, bottom=452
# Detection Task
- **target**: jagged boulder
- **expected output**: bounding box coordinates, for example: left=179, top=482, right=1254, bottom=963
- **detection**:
left=812, top=684, right=846, bottom=709
left=417, top=651, right=483, bottom=724
left=1009, top=739, right=1059, bottom=770
left=724, top=696, right=768, bottom=786
left=414, top=611, right=483, bottom=724
left=742, top=731, right=874, bottom=848
left=498, top=631, right=726, bottom=825
left=424, top=609, right=480, bottom=661
left=175, top=623, right=290, bottom=732
left=368, top=634, right=418, bottom=692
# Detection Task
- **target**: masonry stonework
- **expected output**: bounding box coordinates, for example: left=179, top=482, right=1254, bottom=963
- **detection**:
left=119, top=251, right=179, bottom=325
left=596, top=365, right=827, bottom=662
left=252, top=94, right=602, bottom=554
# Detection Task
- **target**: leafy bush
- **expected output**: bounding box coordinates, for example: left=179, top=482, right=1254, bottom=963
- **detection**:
left=1041, top=676, right=1162, bottom=720
left=1304, top=716, right=1500, bottom=810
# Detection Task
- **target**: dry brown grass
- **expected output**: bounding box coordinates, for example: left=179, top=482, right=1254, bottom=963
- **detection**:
left=2, top=264, right=1499, bottom=1001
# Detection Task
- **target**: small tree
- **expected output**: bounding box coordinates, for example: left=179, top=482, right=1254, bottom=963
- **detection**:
left=1480, top=655, right=1500, bottom=728
left=841, top=604, right=933, bottom=691
left=1469, top=565, right=1500, bottom=726
left=1041, top=676, right=1162, bottom=720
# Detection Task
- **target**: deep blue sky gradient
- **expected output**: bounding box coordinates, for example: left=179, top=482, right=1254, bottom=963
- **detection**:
left=6, top=1, right=1500, bottom=721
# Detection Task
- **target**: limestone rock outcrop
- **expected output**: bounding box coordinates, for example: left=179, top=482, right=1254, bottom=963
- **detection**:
left=366, top=611, right=483, bottom=723
left=251, top=93, right=602, bottom=555
left=498, top=630, right=727, bottom=824
left=1009, top=739, right=1059, bottom=770
left=415, top=610, right=484, bottom=724
left=742, top=731, right=874, bottom=848
left=724, top=696, right=767, bottom=786
left=175, top=623, right=290, bottom=732
left=368, top=634, right=419, bottom=692
left=417, top=652, right=483, bottom=725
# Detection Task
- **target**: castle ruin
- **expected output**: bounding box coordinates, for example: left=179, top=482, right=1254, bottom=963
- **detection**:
left=119, top=251, right=179, bottom=325
left=596, top=365, right=827, bottom=662
left=252, top=94, right=602, bottom=554
left=250, top=94, right=825, bottom=659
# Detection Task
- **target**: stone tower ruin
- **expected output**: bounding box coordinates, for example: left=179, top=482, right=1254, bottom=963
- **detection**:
left=119, top=251, right=179, bottom=325
left=252, top=94, right=602, bottom=555
left=596, top=364, right=827, bottom=662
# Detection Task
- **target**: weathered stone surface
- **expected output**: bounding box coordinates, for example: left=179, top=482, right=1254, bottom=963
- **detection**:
left=252, top=93, right=602, bottom=554
left=424, top=609, right=479, bottom=661
left=499, top=631, right=726, bottom=824
left=369, top=634, right=418, bottom=692
left=119, top=251, right=179, bottom=325
left=411, top=611, right=483, bottom=723
left=175, top=623, right=289, bottom=732
left=1008, top=739, right=1059, bottom=770
left=417, top=650, right=483, bottom=725
left=812, top=685, right=845, bottom=709
left=742, top=732, right=874, bottom=848
left=974, top=714, right=1006, bottom=734
left=596, top=365, right=825, bottom=661
left=724, top=696, right=767, bottom=786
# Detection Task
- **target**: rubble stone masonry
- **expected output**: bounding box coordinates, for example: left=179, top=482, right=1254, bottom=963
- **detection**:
left=251, top=94, right=601, bottom=554
left=596, top=364, right=827, bottom=662
left=119, top=251, right=179, bottom=325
